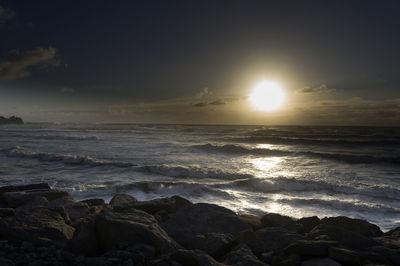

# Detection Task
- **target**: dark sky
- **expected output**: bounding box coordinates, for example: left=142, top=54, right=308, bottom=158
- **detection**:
left=0, top=0, right=399, bottom=125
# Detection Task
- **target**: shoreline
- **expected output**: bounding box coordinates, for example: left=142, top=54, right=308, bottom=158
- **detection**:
left=0, top=183, right=399, bottom=265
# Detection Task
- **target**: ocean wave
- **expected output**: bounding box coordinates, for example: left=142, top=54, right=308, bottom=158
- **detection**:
left=228, top=136, right=400, bottom=146
left=4, top=146, right=135, bottom=168
left=218, top=177, right=400, bottom=201
left=192, top=143, right=400, bottom=164
left=139, top=164, right=253, bottom=180
left=277, top=197, right=400, bottom=214
left=0, top=133, right=100, bottom=141
left=113, top=180, right=232, bottom=198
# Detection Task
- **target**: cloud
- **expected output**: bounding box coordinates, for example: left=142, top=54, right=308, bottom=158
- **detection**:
left=0, top=5, right=15, bottom=22
left=196, top=87, right=212, bottom=98
left=194, top=102, right=208, bottom=107
left=294, top=98, right=400, bottom=125
left=210, top=99, right=226, bottom=105
left=295, top=84, right=336, bottom=94
left=0, top=47, right=60, bottom=80
left=193, top=98, right=227, bottom=107
left=60, top=87, right=74, bottom=93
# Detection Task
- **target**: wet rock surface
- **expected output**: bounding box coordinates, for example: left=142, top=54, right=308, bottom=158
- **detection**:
left=0, top=183, right=399, bottom=265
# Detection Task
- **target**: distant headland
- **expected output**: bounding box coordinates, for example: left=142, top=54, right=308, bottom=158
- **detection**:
left=0, top=116, right=24, bottom=125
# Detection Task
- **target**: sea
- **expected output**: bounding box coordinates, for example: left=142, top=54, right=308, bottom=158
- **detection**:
left=0, top=123, right=399, bottom=231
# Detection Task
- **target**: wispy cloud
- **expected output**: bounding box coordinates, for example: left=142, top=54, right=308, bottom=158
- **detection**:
left=0, top=47, right=60, bottom=80
left=196, top=87, right=212, bottom=98
left=194, top=99, right=227, bottom=107
left=0, top=5, right=15, bottom=23
left=295, top=84, right=336, bottom=94
left=60, top=87, right=74, bottom=93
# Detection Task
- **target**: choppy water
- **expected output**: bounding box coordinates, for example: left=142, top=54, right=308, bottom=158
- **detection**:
left=1, top=123, right=399, bottom=231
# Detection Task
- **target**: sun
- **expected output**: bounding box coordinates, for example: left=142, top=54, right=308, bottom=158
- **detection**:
left=249, top=81, right=285, bottom=111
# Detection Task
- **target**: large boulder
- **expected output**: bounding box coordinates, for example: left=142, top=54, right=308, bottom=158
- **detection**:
left=1, top=189, right=68, bottom=208
left=309, top=224, right=379, bottom=250
left=300, top=258, right=341, bottom=266
left=328, top=247, right=360, bottom=265
left=320, top=216, right=382, bottom=237
left=239, top=214, right=263, bottom=230
left=0, top=183, right=50, bottom=194
left=367, top=246, right=400, bottom=265
left=296, top=216, right=321, bottom=234
left=261, top=213, right=297, bottom=231
left=236, top=227, right=304, bottom=256
left=187, top=233, right=234, bottom=258
left=162, top=203, right=251, bottom=248
left=223, top=244, right=267, bottom=266
left=95, top=208, right=180, bottom=254
left=2, top=207, right=75, bottom=246
left=284, top=240, right=339, bottom=258
left=375, top=226, right=400, bottom=249
left=152, top=249, right=221, bottom=266
left=68, top=216, right=99, bottom=256
left=112, top=195, right=192, bottom=215
left=109, top=194, right=138, bottom=209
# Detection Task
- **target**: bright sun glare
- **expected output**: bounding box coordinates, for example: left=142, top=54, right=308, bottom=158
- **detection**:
left=249, top=81, right=285, bottom=111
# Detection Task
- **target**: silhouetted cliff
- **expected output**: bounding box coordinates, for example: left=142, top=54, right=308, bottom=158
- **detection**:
left=0, top=116, right=24, bottom=125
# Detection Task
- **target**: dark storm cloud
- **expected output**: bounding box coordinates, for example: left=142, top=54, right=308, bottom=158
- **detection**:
left=0, top=5, right=15, bottom=22
left=0, top=47, right=60, bottom=80
left=295, top=84, right=336, bottom=94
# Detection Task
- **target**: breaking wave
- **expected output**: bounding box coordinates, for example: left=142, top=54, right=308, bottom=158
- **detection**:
left=4, top=146, right=135, bottom=168
left=193, top=143, right=400, bottom=165
left=139, top=164, right=253, bottom=180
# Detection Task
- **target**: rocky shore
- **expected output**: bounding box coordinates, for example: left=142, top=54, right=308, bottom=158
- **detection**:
left=0, top=183, right=399, bottom=266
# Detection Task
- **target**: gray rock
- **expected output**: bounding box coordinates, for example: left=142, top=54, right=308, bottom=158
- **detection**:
left=95, top=208, right=180, bottom=254
left=16, top=196, right=49, bottom=210
left=170, top=249, right=221, bottom=266
left=162, top=203, right=251, bottom=249
left=2, top=189, right=69, bottom=208
left=236, top=227, right=304, bottom=256
left=0, top=183, right=50, bottom=194
left=0, top=208, right=15, bottom=217
left=374, top=235, right=400, bottom=250
left=284, top=240, right=339, bottom=258
left=260, top=251, right=274, bottom=264
left=109, top=194, right=138, bottom=209
left=328, top=247, right=360, bottom=265
left=5, top=207, right=75, bottom=246
left=296, top=216, right=321, bottom=234
left=68, top=216, right=99, bottom=256
left=189, top=233, right=234, bottom=258
left=113, top=195, right=192, bottom=215
left=309, top=224, right=379, bottom=250
left=375, top=226, right=400, bottom=249
left=385, top=226, right=400, bottom=237
left=223, top=244, right=267, bottom=266
left=239, top=214, right=263, bottom=230
left=62, top=202, right=91, bottom=222
left=301, top=258, right=341, bottom=266
left=261, top=213, right=297, bottom=231
left=320, top=216, right=382, bottom=237
left=368, top=246, right=400, bottom=265
left=79, top=198, right=105, bottom=206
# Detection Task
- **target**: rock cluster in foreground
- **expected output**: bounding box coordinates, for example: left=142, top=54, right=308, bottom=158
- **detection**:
left=0, top=183, right=399, bottom=266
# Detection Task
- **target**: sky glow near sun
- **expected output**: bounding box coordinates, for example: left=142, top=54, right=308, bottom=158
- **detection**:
left=249, top=81, right=285, bottom=112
